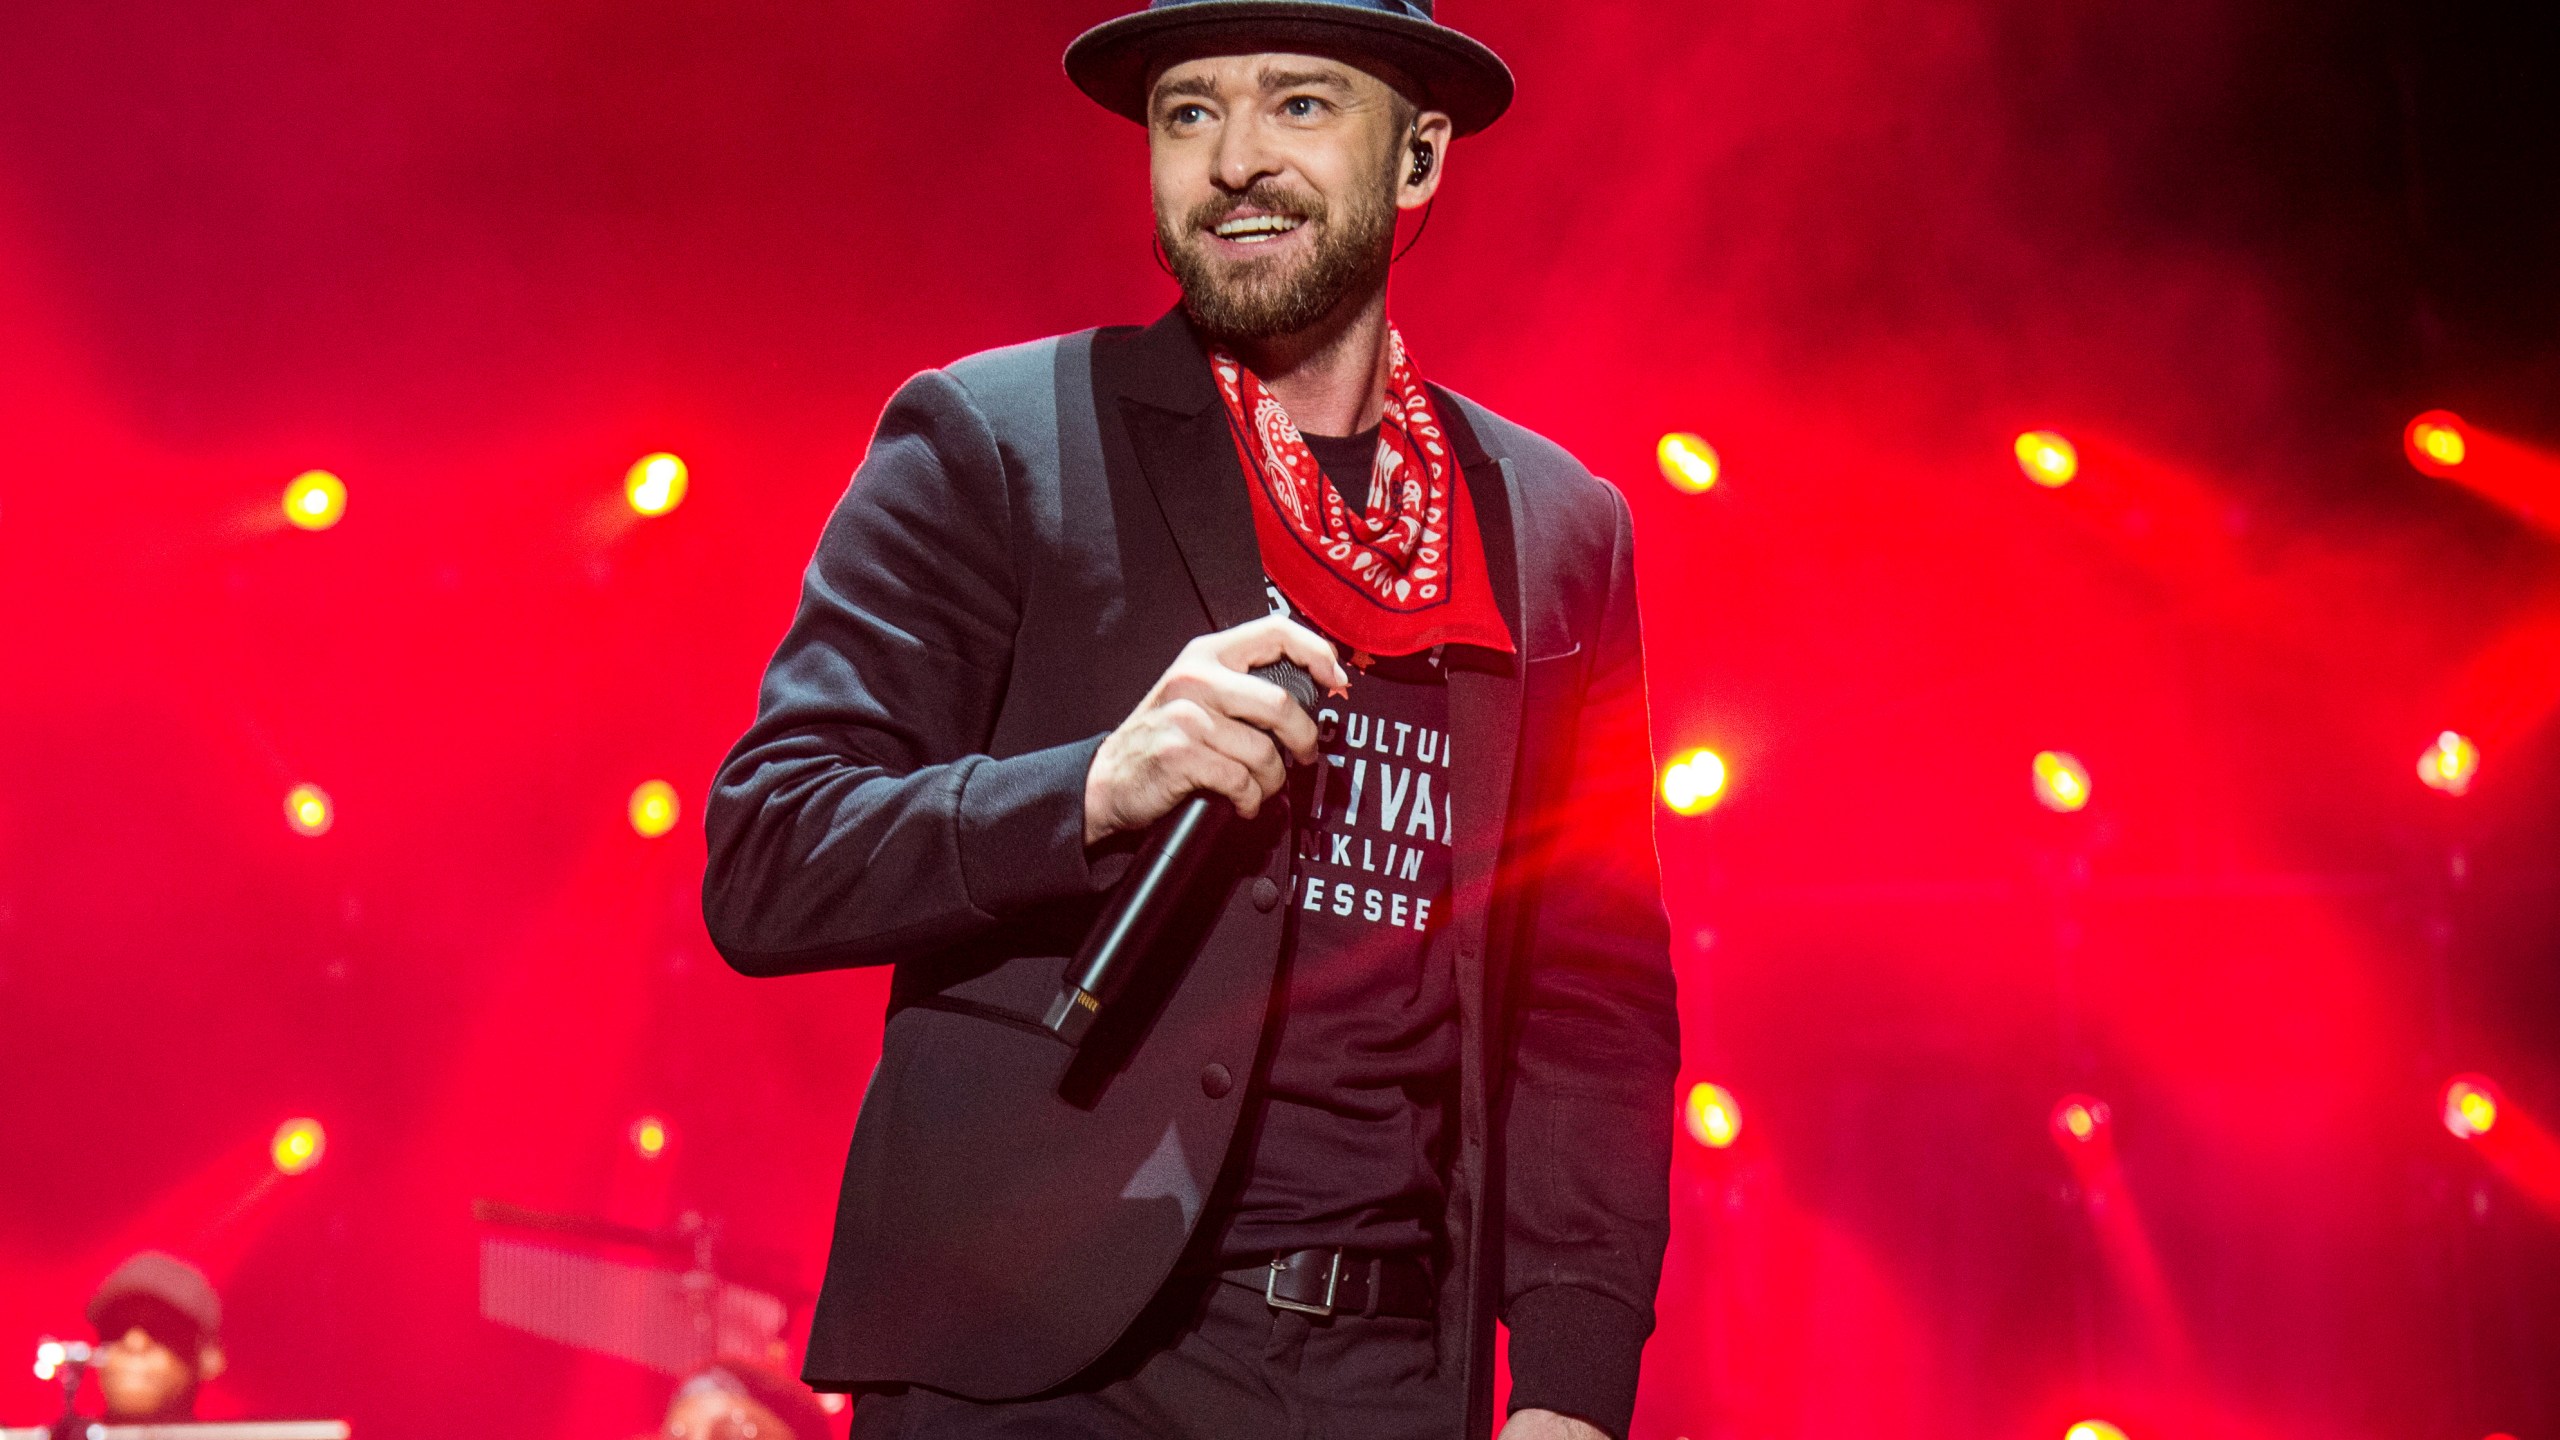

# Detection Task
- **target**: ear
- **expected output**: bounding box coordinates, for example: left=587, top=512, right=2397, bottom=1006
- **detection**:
left=1399, top=109, right=1454, bottom=211
left=195, top=1341, right=227, bottom=1383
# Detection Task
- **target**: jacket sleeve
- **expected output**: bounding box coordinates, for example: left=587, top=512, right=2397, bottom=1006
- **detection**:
left=1499, top=483, right=1680, bottom=1440
left=701, top=368, right=1111, bottom=977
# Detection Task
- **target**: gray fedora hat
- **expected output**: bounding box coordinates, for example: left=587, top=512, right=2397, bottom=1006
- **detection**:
left=1064, top=0, right=1515, bottom=137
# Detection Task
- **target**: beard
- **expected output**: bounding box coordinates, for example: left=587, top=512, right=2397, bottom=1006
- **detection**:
left=1159, top=171, right=1399, bottom=342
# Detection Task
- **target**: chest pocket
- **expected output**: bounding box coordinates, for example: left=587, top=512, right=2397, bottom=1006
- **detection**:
left=1514, top=642, right=1588, bottom=816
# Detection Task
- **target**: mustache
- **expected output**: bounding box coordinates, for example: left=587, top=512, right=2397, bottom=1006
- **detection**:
left=1184, top=184, right=1327, bottom=235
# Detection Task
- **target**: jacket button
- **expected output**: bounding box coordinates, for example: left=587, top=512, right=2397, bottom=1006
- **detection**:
left=1251, top=877, right=1282, bottom=912
left=1201, top=1063, right=1234, bottom=1099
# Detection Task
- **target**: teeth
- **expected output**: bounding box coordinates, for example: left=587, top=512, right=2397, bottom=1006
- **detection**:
left=1215, top=215, right=1304, bottom=240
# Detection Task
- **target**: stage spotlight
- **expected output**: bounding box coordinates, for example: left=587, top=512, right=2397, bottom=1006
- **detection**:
left=629, top=779, right=681, bottom=838
left=2444, top=1076, right=2500, bottom=1140
left=2417, top=730, right=2479, bottom=796
left=1656, top=433, right=1721, bottom=494
left=2015, top=431, right=2078, bottom=488
left=631, top=1115, right=670, bottom=1160
left=34, top=1339, right=71, bottom=1381
left=1660, top=748, right=1729, bottom=816
left=283, top=470, right=347, bottom=531
left=2051, top=1094, right=2113, bottom=1146
left=626, top=452, right=689, bottom=517
left=2404, top=410, right=2468, bottom=477
left=2032, top=751, right=2091, bottom=813
left=272, top=1117, right=327, bottom=1176
left=2065, top=1423, right=2128, bottom=1440
left=284, top=783, right=334, bottom=837
left=1685, top=1082, right=1742, bottom=1149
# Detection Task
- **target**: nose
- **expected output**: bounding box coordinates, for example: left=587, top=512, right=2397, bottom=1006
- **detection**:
left=1210, top=113, right=1282, bottom=195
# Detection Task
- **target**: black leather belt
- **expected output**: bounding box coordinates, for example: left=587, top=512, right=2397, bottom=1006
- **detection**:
left=1219, top=1248, right=1436, bottom=1320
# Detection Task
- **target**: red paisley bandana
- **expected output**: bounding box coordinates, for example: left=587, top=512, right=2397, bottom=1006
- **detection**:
left=1210, top=329, right=1514, bottom=658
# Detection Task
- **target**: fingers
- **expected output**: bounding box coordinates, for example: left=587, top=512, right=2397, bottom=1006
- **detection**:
left=1159, top=700, right=1288, bottom=816
left=1198, top=615, right=1352, bottom=695
left=1087, top=613, right=1351, bottom=841
left=1161, top=666, right=1320, bottom=765
left=1195, top=707, right=1292, bottom=807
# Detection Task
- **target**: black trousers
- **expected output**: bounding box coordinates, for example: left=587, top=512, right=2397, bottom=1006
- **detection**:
left=850, top=1273, right=1459, bottom=1440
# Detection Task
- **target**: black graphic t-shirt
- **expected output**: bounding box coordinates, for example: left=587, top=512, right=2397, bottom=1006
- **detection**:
left=1218, top=426, right=1460, bottom=1260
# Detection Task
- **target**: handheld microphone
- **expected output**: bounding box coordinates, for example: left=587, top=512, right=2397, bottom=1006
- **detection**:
left=1043, top=660, right=1319, bottom=1046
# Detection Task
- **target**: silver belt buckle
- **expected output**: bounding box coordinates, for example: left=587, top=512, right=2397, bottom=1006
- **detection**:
left=1264, top=1250, right=1342, bottom=1318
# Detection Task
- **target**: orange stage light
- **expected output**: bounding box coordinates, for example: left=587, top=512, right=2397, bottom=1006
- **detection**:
left=631, top=1115, right=670, bottom=1160
left=284, top=783, right=334, bottom=837
left=2016, top=431, right=2079, bottom=487
left=1685, top=1082, right=1742, bottom=1149
left=2404, top=410, right=2560, bottom=538
left=2052, top=1094, right=2113, bottom=1146
left=628, top=779, right=681, bottom=838
left=2065, top=1423, right=2129, bottom=1440
left=626, top=452, right=689, bottom=516
left=2417, top=730, right=2479, bottom=796
left=2032, top=751, right=2090, bottom=813
left=2404, top=410, right=2469, bottom=477
left=2445, top=1076, right=2500, bottom=1140
left=272, top=1117, right=327, bottom=1176
left=1660, top=748, right=1729, bottom=816
left=1657, top=433, right=1721, bottom=494
left=282, top=470, right=347, bottom=531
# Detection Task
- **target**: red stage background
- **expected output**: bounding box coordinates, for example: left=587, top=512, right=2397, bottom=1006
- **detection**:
left=2, top=2, right=2556, bottom=1437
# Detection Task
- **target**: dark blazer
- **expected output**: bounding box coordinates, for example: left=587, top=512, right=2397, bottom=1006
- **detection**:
left=702, top=311, right=1677, bottom=1439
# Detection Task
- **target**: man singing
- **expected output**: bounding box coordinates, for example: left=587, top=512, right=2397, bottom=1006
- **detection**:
left=703, top=2, right=1677, bottom=1436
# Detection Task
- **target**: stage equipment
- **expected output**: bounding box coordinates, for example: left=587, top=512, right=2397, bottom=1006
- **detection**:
left=628, top=780, right=681, bottom=838
left=282, top=785, right=333, bottom=838
left=23, top=1339, right=352, bottom=1440
left=2405, top=410, right=2469, bottom=476
left=472, top=1199, right=803, bottom=1378
left=2444, top=1076, right=2501, bottom=1140
left=1660, top=748, right=1728, bottom=816
left=1043, top=660, right=1318, bottom=1046
left=2418, top=731, right=2479, bottom=795
left=1684, top=1083, right=1742, bottom=1149
left=281, top=471, right=345, bottom=532
left=1656, top=433, right=1720, bottom=494
left=2015, top=431, right=2078, bottom=487
left=1, top=1414, right=350, bottom=1424
left=625, top=453, right=688, bottom=517
left=270, top=1118, right=325, bottom=1176
left=2032, top=751, right=2091, bottom=813
left=2050, top=1095, right=2112, bottom=1147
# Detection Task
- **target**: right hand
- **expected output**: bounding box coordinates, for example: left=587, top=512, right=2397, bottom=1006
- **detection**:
left=1084, top=615, right=1352, bottom=844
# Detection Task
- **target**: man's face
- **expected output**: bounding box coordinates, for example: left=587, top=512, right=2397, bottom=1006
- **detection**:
left=95, top=1325, right=200, bottom=1420
left=1148, top=52, right=1447, bottom=340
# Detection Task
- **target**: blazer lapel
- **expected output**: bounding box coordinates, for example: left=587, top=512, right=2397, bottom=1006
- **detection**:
left=1097, top=309, right=1271, bottom=632
left=1440, top=395, right=1525, bottom=925
left=1436, top=396, right=1524, bottom=1159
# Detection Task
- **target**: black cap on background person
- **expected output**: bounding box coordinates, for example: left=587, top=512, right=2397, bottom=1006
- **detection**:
left=660, top=1362, right=834, bottom=1440
left=84, top=1250, right=227, bottom=1421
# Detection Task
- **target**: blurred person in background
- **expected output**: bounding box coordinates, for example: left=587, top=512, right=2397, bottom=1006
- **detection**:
left=658, top=1363, right=835, bottom=1440
left=84, top=1251, right=227, bottom=1422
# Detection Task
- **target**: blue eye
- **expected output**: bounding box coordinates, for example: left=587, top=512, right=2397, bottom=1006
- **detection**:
left=1284, top=96, right=1324, bottom=118
left=1168, top=103, right=1209, bottom=126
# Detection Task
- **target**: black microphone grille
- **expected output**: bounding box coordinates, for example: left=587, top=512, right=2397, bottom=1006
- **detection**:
left=1249, top=660, right=1320, bottom=718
